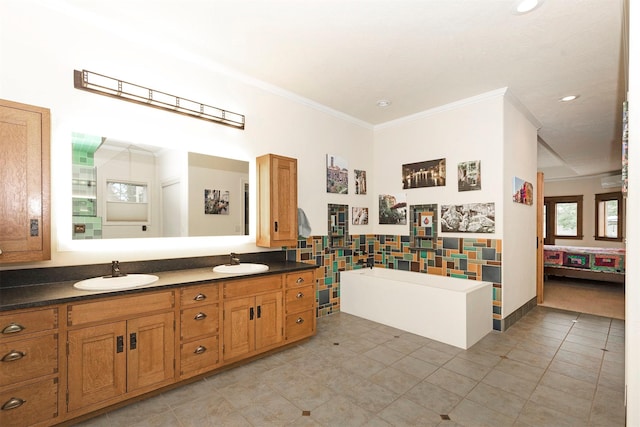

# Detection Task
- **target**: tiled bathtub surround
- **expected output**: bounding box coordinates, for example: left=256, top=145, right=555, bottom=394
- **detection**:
left=287, top=234, right=505, bottom=330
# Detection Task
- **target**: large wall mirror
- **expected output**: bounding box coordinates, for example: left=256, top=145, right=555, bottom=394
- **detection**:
left=72, top=132, right=249, bottom=240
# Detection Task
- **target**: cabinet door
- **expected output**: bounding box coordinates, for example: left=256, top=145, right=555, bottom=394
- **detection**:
left=255, top=291, right=283, bottom=350
left=0, top=99, right=50, bottom=263
left=127, top=312, right=174, bottom=392
left=271, top=156, right=297, bottom=245
left=256, top=154, right=298, bottom=248
left=223, top=296, right=255, bottom=360
left=67, top=322, right=127, bottom=412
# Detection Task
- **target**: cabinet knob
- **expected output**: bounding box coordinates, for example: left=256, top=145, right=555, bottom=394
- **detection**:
left=1, top=397, right=26, bottom=411
left=194, top=293, right=207, bottom=301
left=2, top=323, right=24, bottom=334
left=296, top=292, right=304, bottom=299
left=194, top=312, right=207, bottom=321
left=1, top=350, right=26, bottom=362
left=296, top=317, right=305, bottom=324
left=194, top=345, right=207, bottom=354
left=296, top=277, right=305, bottom=284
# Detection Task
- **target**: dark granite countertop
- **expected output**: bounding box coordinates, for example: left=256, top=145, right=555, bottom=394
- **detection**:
left=0, top=259, right=316, bottom=312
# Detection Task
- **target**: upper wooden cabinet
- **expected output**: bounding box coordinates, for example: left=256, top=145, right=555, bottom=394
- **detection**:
left=0, top=99, right=50, bottom=263
left=256, top=154, right=298, bottom=248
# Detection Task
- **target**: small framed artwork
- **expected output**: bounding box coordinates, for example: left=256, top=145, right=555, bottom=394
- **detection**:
left=458, top=160, right=481, bottom=191
left=420, top=212, right=433, bottom=230
left=512, top=177, right=533, bottom=205
left=379, top=193, right=407, bottom=225
left=354, top=169, right=367, bottom=194
left=326, top=154, right=348, bottom=194
left=352, top=207, right=369, bottom=225
left=204, top=189, right=229, bottom=214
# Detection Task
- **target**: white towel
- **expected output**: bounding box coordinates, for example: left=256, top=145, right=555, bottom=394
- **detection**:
left=298, top=208, right=312, bottom=238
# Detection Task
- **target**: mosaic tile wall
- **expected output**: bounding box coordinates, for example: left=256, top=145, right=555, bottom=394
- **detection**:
left=287, top=234, right=504, bottom=331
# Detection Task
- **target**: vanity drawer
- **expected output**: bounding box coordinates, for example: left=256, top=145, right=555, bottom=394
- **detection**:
left=223, top=275, right=282, bottom=299
left=285, top=309, right=315, bottom=341
left=0, top=308, right=58, bottom=339
left=67, top=291, right=174, bottom=326
left=0, top=333, right=58, bottom=386
left=181, top=304, right=219, bottom=341
left=285, top=285, right=315, bottom=314
left=180, top=335, right=219, bottom=378
left=285, top=270, right=314, bottom=289
left=0, top=377, right=58, bottom=427
left=180, top=283, right=219, bottom=307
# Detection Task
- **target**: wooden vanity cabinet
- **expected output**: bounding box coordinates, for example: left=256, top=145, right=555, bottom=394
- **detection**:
left=222, top=275, right=284, bottom=362
left=0, top=307, right=59, bottom=427
left=179, top=283, right=221, bottom=379
left=284, top=270, right=316, bottom=341
left=0, top=99, right=51, bottom=264
left=65, top=291, right=175, bottom=416
left=256, top=154, right=298, bottom=248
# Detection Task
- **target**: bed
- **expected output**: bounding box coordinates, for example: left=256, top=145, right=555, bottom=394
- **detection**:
left=544, top=245, right=625, bottom=284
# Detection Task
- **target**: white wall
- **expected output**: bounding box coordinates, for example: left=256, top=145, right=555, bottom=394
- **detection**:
left=0, top=0, right=373, bottom=267
left=544, top=176, right=625, bottom=248
left=501, top=94, right=539, bottom=317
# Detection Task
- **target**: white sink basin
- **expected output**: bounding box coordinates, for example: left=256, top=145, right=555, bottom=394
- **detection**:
left=213, top=263, right=269, bottom=274
left=74, top=274, right=160, bottom=291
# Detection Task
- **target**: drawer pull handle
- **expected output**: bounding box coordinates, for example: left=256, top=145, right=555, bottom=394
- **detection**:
left=2, top=323, right=24, bottom=334
left=296, top=317, right=305, bottom=324
left=194, top=345, right=207, bottom=354
left=296, top=277, right=305, bottom=284
left=194, top=293, right=207, bottom=301
left=1, top=350, right=25, bottom=362
left=296, top=292, right=304, bottom=299
left=194, top=312, right=207, bottom=321
left=2, top=397, right=26, bottom=411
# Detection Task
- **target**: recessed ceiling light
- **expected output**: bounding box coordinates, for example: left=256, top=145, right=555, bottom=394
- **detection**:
left=376, top=100, right=392, bottom=107
left=513, top=0, right=544, bottom=14
left=560, top=95, right=579, bottom=102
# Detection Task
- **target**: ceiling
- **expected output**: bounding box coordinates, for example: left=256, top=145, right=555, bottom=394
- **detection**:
left=53, top=0, right=627, bottom=180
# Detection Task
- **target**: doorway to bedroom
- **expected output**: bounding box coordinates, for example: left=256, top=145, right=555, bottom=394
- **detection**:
left=536, top=173, right=626, bottom=319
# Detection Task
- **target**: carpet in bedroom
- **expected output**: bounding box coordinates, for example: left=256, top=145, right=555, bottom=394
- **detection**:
left=541, top=277, right=625, bottom=319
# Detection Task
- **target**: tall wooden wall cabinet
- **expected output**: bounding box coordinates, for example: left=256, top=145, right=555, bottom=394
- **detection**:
left=0, top=99, right=51, bottom=263
left=256, top=154, right=298, bottom=248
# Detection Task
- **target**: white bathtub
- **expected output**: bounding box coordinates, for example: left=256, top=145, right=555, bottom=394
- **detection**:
left=340, top=268, right=493, bottom=349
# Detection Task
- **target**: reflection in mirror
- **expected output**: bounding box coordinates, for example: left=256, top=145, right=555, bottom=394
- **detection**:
left=72, top=132, right=249, bottom=239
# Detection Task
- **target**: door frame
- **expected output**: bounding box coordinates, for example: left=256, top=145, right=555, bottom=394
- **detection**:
left=536, top=172, right=545, bottom=303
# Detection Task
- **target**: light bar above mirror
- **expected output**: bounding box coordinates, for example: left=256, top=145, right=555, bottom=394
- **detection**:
left=73, top=69, right=245, bottom=129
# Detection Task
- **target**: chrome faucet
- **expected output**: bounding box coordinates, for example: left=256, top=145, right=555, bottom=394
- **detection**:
left=111, top=260, right=123, bottom=277
left=230, top=253, right=240, bottom=265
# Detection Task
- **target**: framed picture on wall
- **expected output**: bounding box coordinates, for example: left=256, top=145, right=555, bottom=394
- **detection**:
left=379, top=193, right=407, bottom=224
left=326, top=154, right=348, bottom=194
left=402, top=158, right=446, bottom=189
left=354, top=169, right=367, bottom=194
left=457, top=160, right=481, bottom=191
left=352, top=207, right=369, bottom=225
left=512, top=177, right=533, bottom=205
left=440, top=202, right=495, bottom=233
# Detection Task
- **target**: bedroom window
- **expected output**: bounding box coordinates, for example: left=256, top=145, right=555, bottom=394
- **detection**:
left=544, top=195, right=583, bottom=244
left=595, top=191, right=623, bottom=242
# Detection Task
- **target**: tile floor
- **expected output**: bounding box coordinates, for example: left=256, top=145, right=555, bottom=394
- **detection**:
left=76, top=306, right=625, bottom=426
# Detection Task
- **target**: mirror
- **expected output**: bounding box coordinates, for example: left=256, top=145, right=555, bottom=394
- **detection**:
left=71, top=132, right=249, bottom=239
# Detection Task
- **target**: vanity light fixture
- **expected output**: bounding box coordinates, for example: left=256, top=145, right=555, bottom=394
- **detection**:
left=73, top=70, right=245, bottom=129
left=560, top=95, right=579, bottom=102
